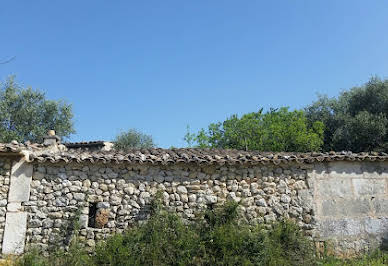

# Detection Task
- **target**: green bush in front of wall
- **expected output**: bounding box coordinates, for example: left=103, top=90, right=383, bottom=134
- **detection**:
left=16, top=195, right=388, bottom=266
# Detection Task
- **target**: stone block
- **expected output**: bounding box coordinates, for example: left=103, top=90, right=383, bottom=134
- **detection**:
left=297, top=189, right=313, bottom=210
left=365, top=217, right=388, bottom=235
left=318, top=218, right=363, bottom=239
left=0, top=199, right=7, bottom=207
left=2, top=212, right=27, bottom=254
left=316, top=179, right=352, bottom=198
left=79, top=215, right=89, bottom=229
left=320, top=199, right=371, bottom=217
left=373, top=199, right=388, bottom=215
left=96, top=202, right=110, bottom=209
left=8, top=160, right=33, bottom=203
left=7, top=202, right=22, bottom=212
left=321, top=200, right=338, bottom=216
left=353, top=179, right=385, bottom=196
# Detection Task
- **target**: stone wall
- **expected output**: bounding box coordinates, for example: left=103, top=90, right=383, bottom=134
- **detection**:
left=25, top=162, right=315, bottom=252
left=0, top=157, right=386, bottom=256
left=0, top=159, right=12, bottom=253
left=313, top=161, right=388, bottom=256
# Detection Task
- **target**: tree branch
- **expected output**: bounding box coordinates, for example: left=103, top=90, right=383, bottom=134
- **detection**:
left=0, top=56, right=16, bottom=64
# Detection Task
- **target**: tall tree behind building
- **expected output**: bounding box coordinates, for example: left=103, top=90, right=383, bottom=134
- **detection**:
left=188, top=107, right=324, bottom=152
left=305, top=77, right=388, bottom=152
left=114, top=128, right=156, bottom=150
left=0, top=76, right=75, bottom=143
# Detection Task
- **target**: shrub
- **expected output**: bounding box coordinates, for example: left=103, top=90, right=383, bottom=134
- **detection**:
left=93, top=201, right=199, bottom=265
left=16, top=198, right=325, bottom=266
left=16, top=240, right=93, bottom=266
left=261, top=220, right=316, bottom=266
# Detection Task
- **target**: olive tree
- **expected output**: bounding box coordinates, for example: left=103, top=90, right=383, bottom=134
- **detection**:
left=114, top=128, right=155, bottom=150
left=0, top=76, right=75, bottom=143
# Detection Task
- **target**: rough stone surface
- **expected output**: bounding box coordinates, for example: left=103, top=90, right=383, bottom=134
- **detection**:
left=0, top=154, right=385, bottom=257
left=8, top=160, right=32, bottom=203
left=7, top=202, right=22, bottom=212
left=2, top=212, right=27, bottom=255
left=0, top=159, right=12, bottom=254
left=314, top=161, right=388, bottom=255
left=22, top=162, right=316, bottom=253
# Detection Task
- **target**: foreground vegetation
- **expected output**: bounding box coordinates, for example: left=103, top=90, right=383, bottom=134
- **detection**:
left=10, top=199, right=388, bottom=266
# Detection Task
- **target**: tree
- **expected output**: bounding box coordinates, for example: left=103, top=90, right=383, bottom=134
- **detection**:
left=191, top=107, right=324, bottom=152
left=0, top=76, right=75, bottom=143
left=305, top=77, right=388, bottom=152
left=183, top=125, right=196, bottom=147
left=114, top=128, right=155, bottom=150
left=0, top=56, right=15, bottom=64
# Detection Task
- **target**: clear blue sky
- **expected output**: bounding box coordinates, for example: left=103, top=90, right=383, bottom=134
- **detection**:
left=1, top=1, right=388, bottom=147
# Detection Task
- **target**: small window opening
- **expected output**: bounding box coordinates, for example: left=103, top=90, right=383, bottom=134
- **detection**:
left=88, top=202, right=97, bottom=227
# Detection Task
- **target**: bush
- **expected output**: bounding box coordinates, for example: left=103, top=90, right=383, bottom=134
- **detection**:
left=93, top=209, right=199, bottom=265
left=93, top=200, right=316, bottom=265
left=16, top=241, right=93, bottom=266
left=18, top=198, right=367, bottom=266
left=17, top=212, right=93, bottom=266
left=261, top=220, right=316, bottom=266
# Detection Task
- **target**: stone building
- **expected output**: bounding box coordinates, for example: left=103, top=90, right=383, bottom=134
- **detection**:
left=0, top=133, right=387, bottom=257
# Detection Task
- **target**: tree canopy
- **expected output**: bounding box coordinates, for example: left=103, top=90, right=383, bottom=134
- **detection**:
left=114, top=128, right=155, bottom=150
left=305, top=77, right=388, bottom=152
left=187, top=107, right=324, bottom=152
left=0, top=76, right=75, bottom=143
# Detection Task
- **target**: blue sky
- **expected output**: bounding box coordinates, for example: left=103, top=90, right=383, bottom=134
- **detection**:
left=1, top=1, right=388, bottom=147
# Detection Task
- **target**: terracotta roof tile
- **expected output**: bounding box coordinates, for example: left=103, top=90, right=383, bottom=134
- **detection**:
left=1, top=141, right=387, bottom=165
left=26, top=148, right=388, bottom=165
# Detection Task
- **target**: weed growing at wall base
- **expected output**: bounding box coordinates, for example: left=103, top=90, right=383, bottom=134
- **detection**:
left=15, top=199, right=388, bottom=266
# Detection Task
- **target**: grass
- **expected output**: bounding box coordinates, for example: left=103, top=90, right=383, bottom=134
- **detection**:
left=319, top=250, right=388, bottom=266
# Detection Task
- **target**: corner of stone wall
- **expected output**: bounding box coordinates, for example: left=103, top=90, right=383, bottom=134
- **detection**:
left=2, top=159, right=32, bottom=255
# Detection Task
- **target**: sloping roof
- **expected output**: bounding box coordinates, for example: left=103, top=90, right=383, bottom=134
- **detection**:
left=1, top=141, right=387, bottom=165
left=26, top=148, right=388, bottom=165
left=0, top=142, right=43, bottom=154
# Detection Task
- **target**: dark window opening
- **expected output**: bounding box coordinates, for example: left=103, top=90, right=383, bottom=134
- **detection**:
left=88, top=202, right=97, bottom=227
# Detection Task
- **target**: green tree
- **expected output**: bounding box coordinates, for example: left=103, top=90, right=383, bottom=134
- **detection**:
left=0, top=76, right=75, bottom=143
left=305, top=77, right=388, bottom=152
left=183, top=125, right=196, bottom=147
left=114, top=128, right=155, bottom=150
left=192, top=107, right=324, bottom=152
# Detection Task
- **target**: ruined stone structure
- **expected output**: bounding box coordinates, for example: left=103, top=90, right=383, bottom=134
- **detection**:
left=0, top=135, right=387, bottom=257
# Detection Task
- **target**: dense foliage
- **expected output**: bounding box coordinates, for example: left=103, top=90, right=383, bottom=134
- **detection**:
left=113, top=128, right=155, bottom=150
left=305, top=77, right=388, bottom=152
left=0, top=76, right=75, bottom=143
left=186, top=107, right=324, bottom=152
left=186, top=77, right=388, bottom=153
left=16, top=199, right=317, bottom=266
left=15, top=197, right=388, bottom=266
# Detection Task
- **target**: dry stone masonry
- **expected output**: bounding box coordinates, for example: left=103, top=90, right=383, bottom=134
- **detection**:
left=26, top=162, right=314, bottom=253
left=0, top=136, right=387, bottom=257
left=0, top=158, right=11, bottom=254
